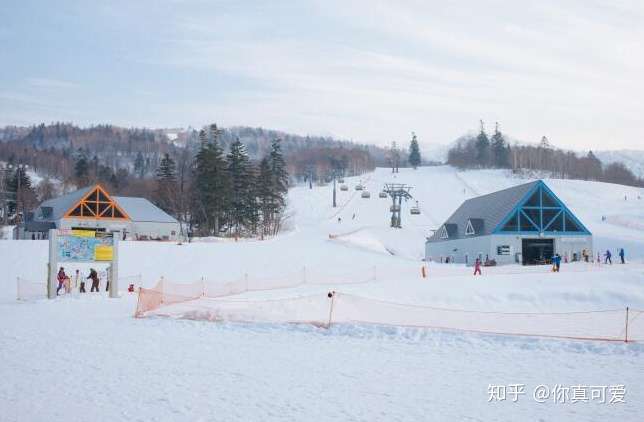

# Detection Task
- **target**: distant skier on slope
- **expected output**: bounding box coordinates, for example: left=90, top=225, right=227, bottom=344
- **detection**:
left=619, top=248, right=625, bottom=264
left=604, top=250, right=612, bottom=265
left=552, top=254, right=561, bottom=272
left=473, top=258, right=482, bottom=276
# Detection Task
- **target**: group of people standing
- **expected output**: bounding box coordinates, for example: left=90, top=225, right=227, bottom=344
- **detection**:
left=602, top=248, right=626, bottom=265
left=56, top=267, right=105, bottom=296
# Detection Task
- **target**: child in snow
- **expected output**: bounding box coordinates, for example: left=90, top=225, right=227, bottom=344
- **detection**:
left=88, top=268, right=100, bottom=292
left=77, top=269, right=86, bottom=293
left=473, top=258, right=482, bottom=276
left=56, top=267, right=68, bottom=296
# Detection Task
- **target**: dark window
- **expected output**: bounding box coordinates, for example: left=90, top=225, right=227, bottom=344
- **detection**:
left=564, top=212, right=582, bottom=232
left=544, top=210, right=563, bottom=231
left=69, top=204, right=83, bottom=217
left=542, top=190, right=558, bottom=207
left=86, top=190, right=98, bottom=202
left=98, top=202, right=111, bottom=216
left=501, top=211, right=519, bottom=231
left=113, top=208, right=125, bottom=219
left=98, top=190, right=109, bottom=202
left=519, top=211, right=539, bottom=231
left=524, top=208, right=542, bottom=230
left=497, top=245, right=511, bottom=255
left=542, top=209, right=560, bottom=229
left=83, top=203, right=95, bottom=216
left=524, top=189, right=541, bottom=207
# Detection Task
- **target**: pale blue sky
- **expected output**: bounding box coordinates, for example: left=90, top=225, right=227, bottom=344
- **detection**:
left=1, top=0, right=643, bottom=150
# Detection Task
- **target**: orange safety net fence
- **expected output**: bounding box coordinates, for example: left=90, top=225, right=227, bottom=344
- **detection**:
left=136, top=281, right=644, bottom=343
left=134, top=267, right=378, bottom=317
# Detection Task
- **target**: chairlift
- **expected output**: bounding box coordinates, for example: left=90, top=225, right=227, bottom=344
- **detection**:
left=410, top=200, right=421, bottom=215
left=379, top=191, right=388, bottom=198
left=340, top=184, right=348, bottom=191
left=361, top=191, right=371, bottom=198
left=355, top=184, right=364, bottom=191
left=338, top=178, right=345, bottom=183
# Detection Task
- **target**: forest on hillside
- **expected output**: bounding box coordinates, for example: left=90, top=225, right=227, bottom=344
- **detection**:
left=447, top=122, right=644, bottom=188
left=0, top=122, right=390, bottom=237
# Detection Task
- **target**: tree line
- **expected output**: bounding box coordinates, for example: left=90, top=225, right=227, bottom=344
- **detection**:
left=447, top=121, right=644, bottom=187
left=154, top=124, right=289, bottom=238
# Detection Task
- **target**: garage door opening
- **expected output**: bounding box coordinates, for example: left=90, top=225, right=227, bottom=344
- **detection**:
left=522, top=238, right=554, bottom=265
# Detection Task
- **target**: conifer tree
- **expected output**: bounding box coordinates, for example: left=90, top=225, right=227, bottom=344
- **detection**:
left=155, top=153, right=177, bottom=213
left=408, top=132, right=421, bottom=169
left=226, top=138, right=252, bottom=234
left=490, top=123, right=510, bottom=168
left=192, top=126, right=229, bottom=235
left=74, top=152, right=89, bottom=186
left=269, top=138, right=288, bottom=205
left=475, top=120, right=491, bottom=167
left=134, top=152, right=145, bottom=179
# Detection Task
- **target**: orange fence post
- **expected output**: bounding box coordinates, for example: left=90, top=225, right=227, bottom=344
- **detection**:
left=326, top=291, right=336, bottom=329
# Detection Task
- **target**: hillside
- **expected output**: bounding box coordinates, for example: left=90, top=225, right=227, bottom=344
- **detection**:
left=2, top=166, right=644, bottom=421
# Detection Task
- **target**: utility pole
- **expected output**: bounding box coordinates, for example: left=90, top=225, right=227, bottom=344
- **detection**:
left=332, top=172, right=337, bottom=208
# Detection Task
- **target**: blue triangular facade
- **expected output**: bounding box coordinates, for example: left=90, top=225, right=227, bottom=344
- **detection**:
left=493, top=181, right=591, bottom=235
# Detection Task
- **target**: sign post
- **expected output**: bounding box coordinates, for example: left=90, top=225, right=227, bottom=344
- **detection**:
left=47, top=229, right=58, bottom=299
left=109, top=231, right=119, bottom=298
left=48, top=228, right=119, bottom=299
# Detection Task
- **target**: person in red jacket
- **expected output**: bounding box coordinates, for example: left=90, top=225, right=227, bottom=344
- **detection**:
left=473, top=258, right=482, bottom=276
left=56, top=267, right=67, bottom=295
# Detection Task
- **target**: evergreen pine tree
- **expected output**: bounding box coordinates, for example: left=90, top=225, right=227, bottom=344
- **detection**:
left=155, top=153, right=177, bottom=213
left=475, top=120, right=491, bottom=167
left=134, top=152, right=145, bottom=179
left=226, top=138, right=252, bottom=234
left=490, top=122, right=510, bottom=168
left=192, top=126, right=230, bottom=235
left=257, top=157, right=277, bottom=235
left=269, top=138, right=288, bottom=205
left=408, top=132, right=421, bottom=169
left=74, top=153, right=89, bottom=186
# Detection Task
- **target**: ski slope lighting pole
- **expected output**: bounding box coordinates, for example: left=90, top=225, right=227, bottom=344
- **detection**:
left=332, top=173, right=337, bottom=208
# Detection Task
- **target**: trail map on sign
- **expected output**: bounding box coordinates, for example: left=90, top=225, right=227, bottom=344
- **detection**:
left=58, top=233, right=114, bottom=262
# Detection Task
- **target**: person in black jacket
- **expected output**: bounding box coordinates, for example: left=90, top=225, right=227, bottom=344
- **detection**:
left=88, top=268, right=100, bottom=292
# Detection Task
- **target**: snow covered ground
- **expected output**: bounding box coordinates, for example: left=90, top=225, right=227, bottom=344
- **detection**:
left=1, top=166, right=644, bottom=421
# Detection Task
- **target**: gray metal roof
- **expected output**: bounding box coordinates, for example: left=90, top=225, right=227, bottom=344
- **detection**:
left=429, top=180, right=539, bottom=242
left=113, top=196, right=178, bottom=223
left=30, top=186, right=177, bottom=224
left=35, top=186, right=93, bottom=221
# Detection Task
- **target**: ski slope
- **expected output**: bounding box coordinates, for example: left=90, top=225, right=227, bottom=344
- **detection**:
left=1, top=166, right=644, bottom=421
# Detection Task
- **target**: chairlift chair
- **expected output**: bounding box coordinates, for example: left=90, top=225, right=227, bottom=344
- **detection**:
left=361, top=191, right=371, bottom=198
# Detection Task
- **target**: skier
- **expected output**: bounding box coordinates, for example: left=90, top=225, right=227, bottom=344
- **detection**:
left=604, top=250, right=612, bottom=265
left=78, top=269, right=86, bottom=293
left=473, top=258, right=482, bottom=276
left=553, top=254, right=561, bottom=272
left=88, top=268, right=100, bottom=292
left=337, top=217, right=341, bottom=223
left=352, top=213, right=356, bottom=220
left=581, top=248, right=589, bottom=263
left=619, top=248, right=625, bottom=264
left=56, top=267, right=68, bottom=296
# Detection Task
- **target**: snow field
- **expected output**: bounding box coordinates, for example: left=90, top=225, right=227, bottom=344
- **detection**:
left=2, top=165, right=644, bottom=421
